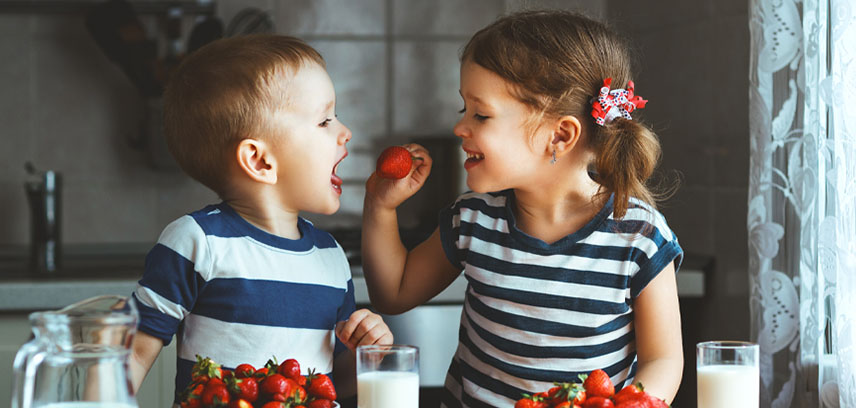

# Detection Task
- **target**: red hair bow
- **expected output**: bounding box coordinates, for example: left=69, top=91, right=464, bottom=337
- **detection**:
left=590, top=78, right=648, bottom=126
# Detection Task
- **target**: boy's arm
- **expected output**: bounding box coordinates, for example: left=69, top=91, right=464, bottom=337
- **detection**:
left=129, top=330, right=165, bottom=393
left=632, top=262, right=683, bottom=404
left=362, top=144, right=461, bottom=314
left=332, top=308, right=394, bottom=398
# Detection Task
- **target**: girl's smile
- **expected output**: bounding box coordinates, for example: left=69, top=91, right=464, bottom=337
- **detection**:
left=463, top=147, right=485, bottom=170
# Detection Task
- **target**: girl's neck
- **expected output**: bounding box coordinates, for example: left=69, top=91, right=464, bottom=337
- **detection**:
left=512, top=172, right=605, bottom=245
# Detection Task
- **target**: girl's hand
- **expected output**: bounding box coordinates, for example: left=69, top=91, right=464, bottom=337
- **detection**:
left=365, top=143, right=433, bottom=210
left=335, top=309, right=394, bottom=352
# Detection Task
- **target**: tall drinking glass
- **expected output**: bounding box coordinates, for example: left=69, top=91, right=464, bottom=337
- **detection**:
left=357, top=345, right=419, bottom=408
left=697, top=341, right=759, bottom=408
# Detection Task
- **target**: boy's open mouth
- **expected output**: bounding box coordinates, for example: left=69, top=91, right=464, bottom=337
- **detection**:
left=331, top=152, right=347, bottom=194
left=464, top=149, right=484, bottom=170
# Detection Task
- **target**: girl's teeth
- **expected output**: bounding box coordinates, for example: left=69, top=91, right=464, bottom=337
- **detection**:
left=467, top=152, right=484, bottom=160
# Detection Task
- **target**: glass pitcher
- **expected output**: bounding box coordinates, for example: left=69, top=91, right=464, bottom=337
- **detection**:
left=12, top=295, right=140, bottom=408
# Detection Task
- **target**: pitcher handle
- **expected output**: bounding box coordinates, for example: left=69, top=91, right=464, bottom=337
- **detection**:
left=11, top=339, right=47, bottom=408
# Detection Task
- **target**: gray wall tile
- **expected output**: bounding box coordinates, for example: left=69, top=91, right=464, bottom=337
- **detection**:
left=607, top=0, right=714, bottom=31
left=392, top=41, right=464, bottom=137
left=0, top=181, right=28, bottom=244
left=154, top=178, right=218, bottom=231
left=625, top=23, right=716, bottom=187
left=309, top=40, right=386, bottom=146
left=506, top=0, right=606, bottom=20
left=393, top=0, right=504, bottom=36
left=274, top=0, right=385, bottom=36
left=63, top=179, right=159, bottom=243
left=713, top=188, right=749, bottom=296
left=0, top=16, right=33, bottom=183
left=711, top=16, right=750, bottom=188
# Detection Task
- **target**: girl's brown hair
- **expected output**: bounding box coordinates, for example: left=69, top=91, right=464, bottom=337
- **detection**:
left=461, top=10, right=663, bottom=219
left=163, top=34, right=325, bottom=196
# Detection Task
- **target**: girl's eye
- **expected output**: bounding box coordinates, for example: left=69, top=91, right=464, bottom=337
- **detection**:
left=458, top=107, right=466, bottom=114
left=319, top=118, right=333, bottom=127
left=474, top=114, right=489, bottom=121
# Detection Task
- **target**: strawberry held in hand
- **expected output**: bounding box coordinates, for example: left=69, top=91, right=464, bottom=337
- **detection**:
left=376, top=146, right=417, bottom=179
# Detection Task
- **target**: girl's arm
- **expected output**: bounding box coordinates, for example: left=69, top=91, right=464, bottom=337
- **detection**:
left=631, top=261, right=683, bottom=404
left=361, top=144, right=462, bottom=314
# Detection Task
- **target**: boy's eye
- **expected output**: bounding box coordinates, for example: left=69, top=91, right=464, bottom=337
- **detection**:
left=319, top=118, right=333, bottom=127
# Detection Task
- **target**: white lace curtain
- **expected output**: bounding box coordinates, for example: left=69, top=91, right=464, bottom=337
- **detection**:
left=748, top=0, right=856, bottom=407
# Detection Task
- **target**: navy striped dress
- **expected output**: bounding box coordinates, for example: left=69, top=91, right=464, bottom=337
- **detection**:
left=438, top=190, right=682, bottom=407
left=132, top=203, right=355, bottom=401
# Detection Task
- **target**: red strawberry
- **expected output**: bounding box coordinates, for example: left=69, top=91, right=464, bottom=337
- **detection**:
left=613, top=383, right=644, bottom=404
left=278, top=358, right=301, bottom=380
left=376, top=146, right=415, bottom=179
left=614, top=397, right=653, bottom=408
left=227, top=376, right=258, bottom=402
left=254, top=367, right=269, bottom=378
left=234, top=363, right=255, bottom=378
left=191, top=355, right=222, bottom=383
left=179, top=381, right=205, bottom=404
left=294, top=385, right=307, bottom=402
left=545, top=382, right=585, bottom=405
left=307, top=399, right=333, bottom=408
left=260, top=374, right=293, bottom=396
left=582, top=396, right=616, bottom=408
left=514, top=397, right=548, bottom=408
left=307, top=371, right=337, bottom=401
left=639, top=393, right=669, bottom=408
left=583, top=369, right=615, bottom=398
left=206, top=377, right=225, bottom=388
left=260, top=402, right=284, bottom=408
left=200, top=383, right=230, bottom=407
left=227, top=399, right=253, bottom=408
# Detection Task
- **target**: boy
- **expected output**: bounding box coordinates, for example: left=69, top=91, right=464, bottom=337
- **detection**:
left=128, top=34, right=392, bottom=402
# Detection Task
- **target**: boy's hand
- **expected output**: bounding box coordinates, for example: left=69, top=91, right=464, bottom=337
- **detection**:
left=335, top=309, right=394, bottom=352
left=365, top=143, right=432, bottom=210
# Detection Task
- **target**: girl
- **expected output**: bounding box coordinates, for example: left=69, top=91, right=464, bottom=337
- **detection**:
left=362, top=10, right=683, bottom=407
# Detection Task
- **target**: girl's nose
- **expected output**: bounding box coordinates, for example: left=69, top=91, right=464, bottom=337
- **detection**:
left=452, top=119, right=468, bottom=139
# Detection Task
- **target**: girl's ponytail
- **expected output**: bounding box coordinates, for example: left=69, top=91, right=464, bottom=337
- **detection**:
left=592, top=118, right=661, bottom=219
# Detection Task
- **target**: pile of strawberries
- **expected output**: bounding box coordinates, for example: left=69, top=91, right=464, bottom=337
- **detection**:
left=178, top=355, right=337, bottom=408
left=514, top=369, right=669, bottom=408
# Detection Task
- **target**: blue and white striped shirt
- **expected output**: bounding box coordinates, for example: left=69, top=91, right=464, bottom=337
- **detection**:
left=132, top=203, right=355, bottom=400
left=438, top=190, right=682, bottom=407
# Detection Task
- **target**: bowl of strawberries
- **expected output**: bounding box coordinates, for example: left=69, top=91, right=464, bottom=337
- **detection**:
left=513, top=369, right=669, bottom=408
left=178, top=355, right=339, bottom=408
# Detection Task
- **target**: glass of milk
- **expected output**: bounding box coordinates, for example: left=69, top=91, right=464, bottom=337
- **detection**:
left=697, top=341, right=759, bottom=408
left=357, top=344, right=419, bottom=408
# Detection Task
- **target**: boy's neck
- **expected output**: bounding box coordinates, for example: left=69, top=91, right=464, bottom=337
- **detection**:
left=225, top=198, right=302, bottom=240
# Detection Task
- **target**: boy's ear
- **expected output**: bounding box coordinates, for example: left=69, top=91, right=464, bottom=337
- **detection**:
left=235, top=138, right=277, bottom=184
left=549, top=115, right=582, bottom=159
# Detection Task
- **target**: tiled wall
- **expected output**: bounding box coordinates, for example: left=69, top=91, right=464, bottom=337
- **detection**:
left=0, top=0, right=603, bottom=245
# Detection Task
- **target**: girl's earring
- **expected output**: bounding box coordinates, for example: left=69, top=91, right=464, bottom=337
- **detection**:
left=550, top=149, right=557, bottom=165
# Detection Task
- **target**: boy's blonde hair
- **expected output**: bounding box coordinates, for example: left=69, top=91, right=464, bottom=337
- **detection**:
left=461, top=10, right=664, bottom=219
left=164, top=34, right=325, bottom=195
